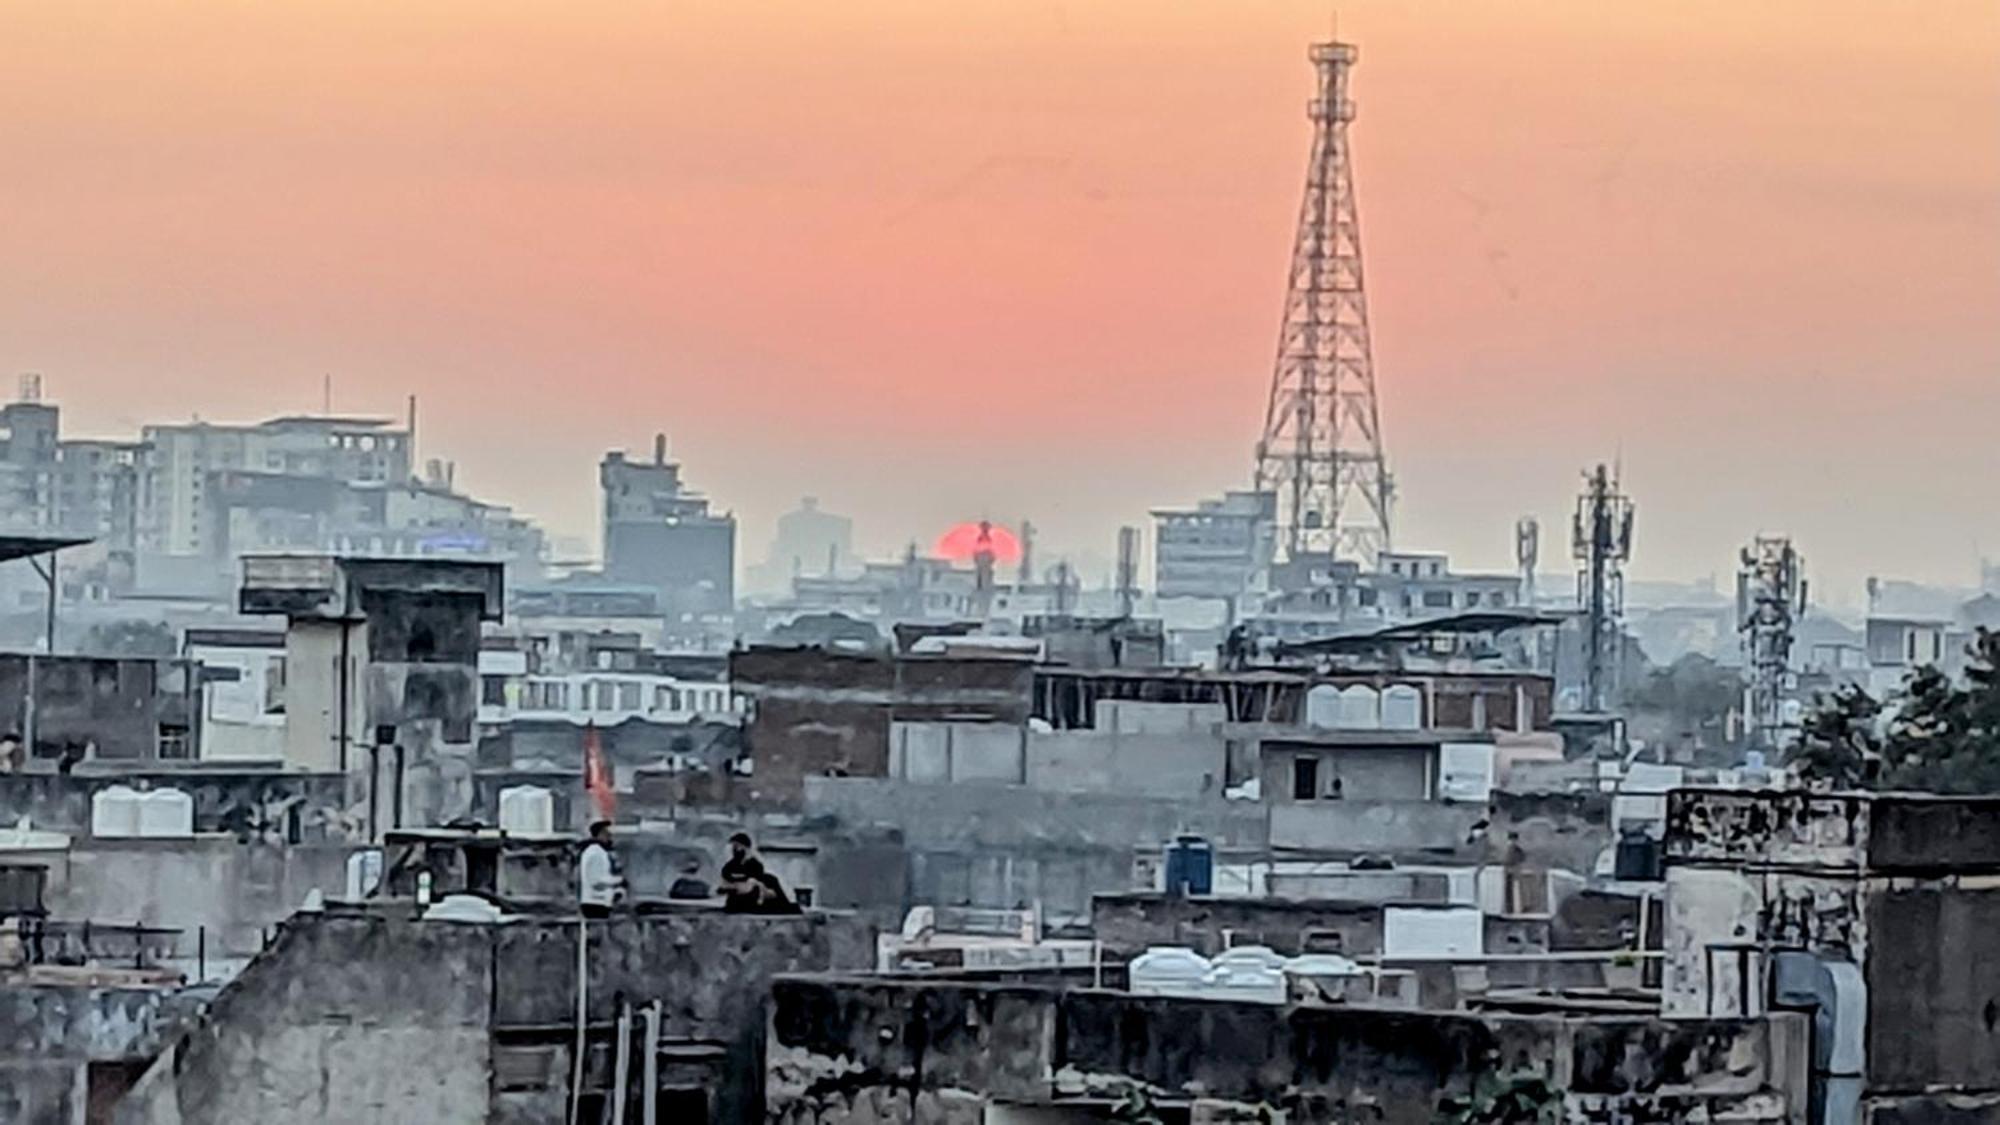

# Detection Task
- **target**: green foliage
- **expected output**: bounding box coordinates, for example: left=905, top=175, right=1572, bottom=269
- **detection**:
left=1790, top=683, right=1882, bottom=789
left=1434, top=1071, right=1563, bottom=1124
left=1792, top=628, right=2000, bottom=794
left=82, top=619, right=177, bottom=658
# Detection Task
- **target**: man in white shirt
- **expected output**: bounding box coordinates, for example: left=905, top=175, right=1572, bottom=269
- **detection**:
left=577, top=820, right=624, bottom=919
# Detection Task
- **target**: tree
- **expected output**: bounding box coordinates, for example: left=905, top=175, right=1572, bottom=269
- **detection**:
left=1793, top=628, right=2000, bottom=794
left=82, top=620, right=177, bottom=658
left=1790, top=684, right=1882, bottom=789
left=1621, top=653, right=1742, bottom=761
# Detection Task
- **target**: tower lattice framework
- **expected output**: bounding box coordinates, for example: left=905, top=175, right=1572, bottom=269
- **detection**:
left=1253, top=41, right=1392, bottom=563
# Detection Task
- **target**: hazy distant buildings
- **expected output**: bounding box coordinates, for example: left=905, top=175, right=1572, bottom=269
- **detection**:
left=1151, top=489, right=1275, bottom=601
left=599, top=435, right=735, bottom=620
left=139, top=415, right=411, bottom=558
left=1246, top=551, right=1525, bottom=644
left=749, top=496, right=854, bottom=595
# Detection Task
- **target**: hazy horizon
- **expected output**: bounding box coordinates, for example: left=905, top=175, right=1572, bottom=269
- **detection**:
left=6, top=1, right=1996, bottom=603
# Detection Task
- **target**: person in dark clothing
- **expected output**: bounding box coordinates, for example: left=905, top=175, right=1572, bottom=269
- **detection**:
left=667, top=858, right=710, bottom=901
left=719, top=832, right=796, bottom=914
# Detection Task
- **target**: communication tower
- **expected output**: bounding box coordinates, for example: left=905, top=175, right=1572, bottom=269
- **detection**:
left=1253, top=40, right=1393, bottom=564
left=1573, top=465, right=1635, bottom=713
left=1738, top=536, right=1807, bottom=750
left=1516, top=517, right=1540, bottom=607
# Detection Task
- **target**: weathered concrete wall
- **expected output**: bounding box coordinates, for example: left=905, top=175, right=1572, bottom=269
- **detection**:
left=1024, top=729, right=1226, bottom=798
left=735, top=649, right=1034, bottom=807
left=804, top=778, right=1268, bottom=924
left=1868, top=883, right=2000, bottom=1096
left=767, top=976, right=1807, bottom=1124
left=890, top=721, right=1026, bottom=784
left=0, top=654, right=196, bottom=763
left=804, top=778, right=1267, bottom=853
left=1268, top=800, right=1478, bottom=858
left=126, top=913, right=494, bottom=1125
left=1662, top=864, right=1867, bottom=1019
left=1091, top=893, right=1385, bottom=959
left=0, top=985, right=200, bottom=1125
left=1261, top=740, right=1437, bottom=803
left=46, top=839, right=355, bottom=967
left=494, top=912, right=876, bottom=1123
left=1487, top=790, right=1614, bottom=875
left=1866, top=1095, right=2000, bottom=1124
left=282, top=619, right=367, bottom=774
left=123, top=907, right=876, bottom=1124
left=1665, top=789, right=1871, bottom=869
left=1865, top=796, right=2000, bottom=872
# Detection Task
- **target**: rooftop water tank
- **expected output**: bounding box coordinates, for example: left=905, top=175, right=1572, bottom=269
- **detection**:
left=1207, top=945, right=1289, bottom=1005
left=90, top=786, right=142, bottom=839
left=497, top=786, right=555, bottom=835
left=1205, top=959, right=1286, bottom=1005
left=346, top=850, right=384, bottom=900
left=136, top=788, right=194, bottom=838
left=1163, top=835, right=1213, bottom=897
left=1129, top=946, right=1213, bottom=1000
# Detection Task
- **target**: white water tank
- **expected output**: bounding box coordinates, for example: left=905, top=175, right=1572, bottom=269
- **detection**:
left=1129, top=946, right=1213, bottom=1000
left=1207, top=945, right=1287, bottom=1004
left=90, top=786, right=142, bottom=838
left=497, top=785, right=555, bottom=835
left=346, top=849, right=384, bottom=900
left=137, top=788, right=194, bottom=837
left=423, top=894, right=504, bottom=924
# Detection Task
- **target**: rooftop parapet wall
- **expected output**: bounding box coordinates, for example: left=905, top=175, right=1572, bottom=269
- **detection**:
left=1665, top=790, right=1870, bottom=870
left=120, top=907, right=876, bottom=1125
left=1666, top=788, right=2000, bottom=874
left=767, top=975, right=1807, bottom=1124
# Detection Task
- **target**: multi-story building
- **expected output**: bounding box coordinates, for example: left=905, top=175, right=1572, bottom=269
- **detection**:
left=1247, top=550, right=1523, bottom=643
left=1151, top=489, right=1276, bottom=601
left=748, top=496, right=856, bottom=595
left=0, top=398, right=60, bottom=532
left=138, top=415, right=412, bottom=558
left=599, top=435, right=735, bottom=619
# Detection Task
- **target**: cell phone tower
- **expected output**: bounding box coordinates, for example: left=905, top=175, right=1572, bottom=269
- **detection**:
left=1738, top=536, right=1807, bottom=750
left=1253, top=40, right=1393, bottom=565
left=1573, top=464, right=1635, bottom=713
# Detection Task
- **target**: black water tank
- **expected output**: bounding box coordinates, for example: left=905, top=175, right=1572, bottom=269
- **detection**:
left=1614, top=834, right=1663, bottom=881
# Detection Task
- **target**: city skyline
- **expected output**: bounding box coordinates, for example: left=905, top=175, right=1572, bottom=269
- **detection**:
left=4, top=1, right=1996, bottom=601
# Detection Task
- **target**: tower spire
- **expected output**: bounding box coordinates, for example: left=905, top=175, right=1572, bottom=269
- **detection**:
left=1253, top=39, right=1392, bottom=564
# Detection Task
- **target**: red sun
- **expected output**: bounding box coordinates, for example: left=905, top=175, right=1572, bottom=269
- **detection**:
left=934, top=521, right=1023, bottom=565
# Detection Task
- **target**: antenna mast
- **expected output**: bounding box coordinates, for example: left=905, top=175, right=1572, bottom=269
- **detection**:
left=1253, top=39, right=1393, bottom=565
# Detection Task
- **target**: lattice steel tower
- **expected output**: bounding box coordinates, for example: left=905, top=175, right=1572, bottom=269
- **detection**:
left=1253, top=41, right=1392, bottom=563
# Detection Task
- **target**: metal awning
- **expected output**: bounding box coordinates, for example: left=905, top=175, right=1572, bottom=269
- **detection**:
left=0, top=535, right=91, bottom=564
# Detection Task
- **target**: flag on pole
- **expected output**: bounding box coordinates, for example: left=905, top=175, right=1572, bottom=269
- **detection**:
left=583, top=723, right=616, bottom=821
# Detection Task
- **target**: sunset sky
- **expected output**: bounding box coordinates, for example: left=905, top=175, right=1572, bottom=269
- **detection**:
left=3, top=2, right=1996, bottom=604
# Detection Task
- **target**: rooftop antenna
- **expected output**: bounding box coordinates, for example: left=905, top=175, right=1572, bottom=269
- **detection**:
left=322, top=373, right=332, bottom=415
left=1116, top=526, right=1140, bottom=618
left=1018, top=520, right=1035, bottom=589
left=407, top=394, right=418, bottom=483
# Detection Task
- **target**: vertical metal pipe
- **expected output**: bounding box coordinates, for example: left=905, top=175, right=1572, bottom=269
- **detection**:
left=611, top=1003, right=631, bottom=1125
left=568, top=918, right=588, bottom=1125
left=641, top=1000, right=661, bottom=1125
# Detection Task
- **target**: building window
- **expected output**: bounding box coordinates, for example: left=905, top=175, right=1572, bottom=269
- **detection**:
left=1423, top=590, right=1453, bottom=609
left=264, top=656, right=286, bottom=714
left=595, top=681, right=615, bottom=711
left=481, top=675, right=507, bottom=707
left=1291, top=756, right=1320, bottom=801
left=617, top=682, right=641, bottom=711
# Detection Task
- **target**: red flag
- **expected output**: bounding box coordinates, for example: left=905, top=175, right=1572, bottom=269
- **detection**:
left=583, top=724, right=616, bottom=821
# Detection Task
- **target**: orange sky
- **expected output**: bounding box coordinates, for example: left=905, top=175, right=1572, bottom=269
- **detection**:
left=3, top=1, right=1996, bottom=601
